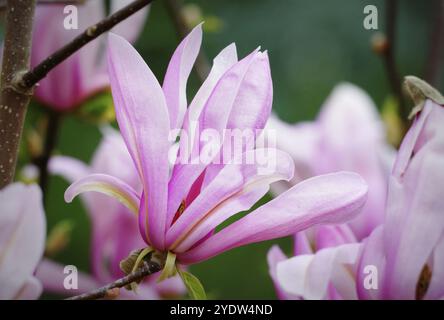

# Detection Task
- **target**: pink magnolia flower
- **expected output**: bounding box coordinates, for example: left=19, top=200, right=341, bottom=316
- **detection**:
left=273, top=98, right=444, bottom=300
left=0, top=183, right=46, bottom=300
left=31, top=0, right=149, bottom=111
left=264, top=83, right=394, bottom=239
left=35, top=128, right=185, bottom=299
left=64, top=25, right=368, bottom=270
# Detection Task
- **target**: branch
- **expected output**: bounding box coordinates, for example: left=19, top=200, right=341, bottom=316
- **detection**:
left=382, top=0, right=408, bottom=121
left=0, top=0, right=37, bottom=189
left=164, top=0, right=211, bottom=81
left=34, top=110, right=62, bottom=199
left=67, top=259, right=162, bottom=300
left=424, top=0, right=444, bottom=87
left=18, top=0, right=155, bottom=90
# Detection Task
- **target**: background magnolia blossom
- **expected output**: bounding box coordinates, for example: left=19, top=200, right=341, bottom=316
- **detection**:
left=0, top=183, right=45, bottom=300
left=272, top=99, right=444, bottom=300
left=32, top=0, right=149, bottom=111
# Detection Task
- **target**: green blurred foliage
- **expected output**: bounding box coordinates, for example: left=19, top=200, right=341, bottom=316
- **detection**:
left=21, top=0, right=442, bottom=299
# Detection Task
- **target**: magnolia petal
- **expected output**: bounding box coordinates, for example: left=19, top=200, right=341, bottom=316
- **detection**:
left=267, top=245, right=299, bottom=300
left=294, top=231, right=313, bottom=256
left=108, top=33, right=170, bottom=249
left=65, top=173, right=140, bottom=214
left=0, top=183, right=45, bottom=300
left=425, top=234, right=444, bottom=299
left=32, top=1, right=108, bottom=110
left=15, top=276, right=43, bottom=300
left=178, top=172, right=368, bottom=264
left=163, top=24, right=203, bottom=130
left=263, top=114, right=320, bottom=188
left=383, top=101, right=444, bottom=299
left=276, top=243, right=360, bottom=299
left=169, top=149, right=294, bottom=252
left=166, top=49, right=271, bottom=224
left=356, top=226, right=385, bottom=300
left=314, top=224, right=357, bottom=250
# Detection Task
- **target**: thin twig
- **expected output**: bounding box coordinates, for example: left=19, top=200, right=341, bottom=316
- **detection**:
left=18, top=0, right=155, bottom=90
left=382, top=0, right=408, bottom=121
left=67, top=260, right=162, bottom=300
left=35, top=110, right=62, bottom=199
left=164, top=0, right=211, bottom=81
left=424, top=0, right=444, bottom=88
left=0, top=0, right=37, bottom=189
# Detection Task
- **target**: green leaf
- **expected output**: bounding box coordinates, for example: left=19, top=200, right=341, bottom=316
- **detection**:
left=178, top=269, right=207, bottom=300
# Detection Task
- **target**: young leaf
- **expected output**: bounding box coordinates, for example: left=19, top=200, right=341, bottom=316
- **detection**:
left=178, top=268, right=207, bottom=300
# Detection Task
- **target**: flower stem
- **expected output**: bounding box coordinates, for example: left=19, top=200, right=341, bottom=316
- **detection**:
left=66, top=259, right=162, bottom=300
left=35, top=110, right=62, bottom=201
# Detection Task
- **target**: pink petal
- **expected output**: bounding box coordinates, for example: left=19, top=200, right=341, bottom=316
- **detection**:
left=163, top=24, right=203, bottom=130
left=0, top=183, right=45, bottom=300
left=166, top=48, right=267, bottom=225
left=263, top=114, right=320, bottom=189
left=32, top=2, right=108, bottom=110
left=356, top=226, right=385, bottom=300
left=65, top=173, right=140, bottom=214
left=107, top=33, right=170, bottom=249
left=178, top=171, right=368, bottom=264
left=425, top=234, right=444, bottom=299
left=383, top=101, right=444, bottom=299
left=316, top=83, right=388, bottom=239
left=276, top=243, right=360, bottom=299
left=267, top=245, right=299, bottom=300
left=168, top=149, right=294, bottom=252
left=15, top=277, right=43, bottom=300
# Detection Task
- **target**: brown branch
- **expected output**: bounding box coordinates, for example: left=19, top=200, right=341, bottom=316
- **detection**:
left=34, top=110, right=62, bottom=199
left=66, top=259, right=162, bottom=300
left=164, top=0, right=211, bottom=81
left=18, top=0, right=155, bottom=90
left=424, top=0, right=444, bottom=87
left=0, top=0, right=37, bottom=189
left=382, top=0, right=408, bottom=121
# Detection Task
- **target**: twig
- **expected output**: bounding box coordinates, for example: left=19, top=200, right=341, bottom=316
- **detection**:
left=18, top=0, right=155, bottom=90
left=424, top=0, right=444, bottom=87
left=164, top=0, right=211, bottom=81
left=35, top=110, right=62, bottom=199
left=382, top=0, right=408, bottom=121
left=0, top=0, right=37, bottom=189
left=66, top=260, right=162, bottom=300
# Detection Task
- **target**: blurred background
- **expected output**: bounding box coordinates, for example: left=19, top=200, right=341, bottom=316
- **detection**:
left=15, top=0, right=443, bottom=299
